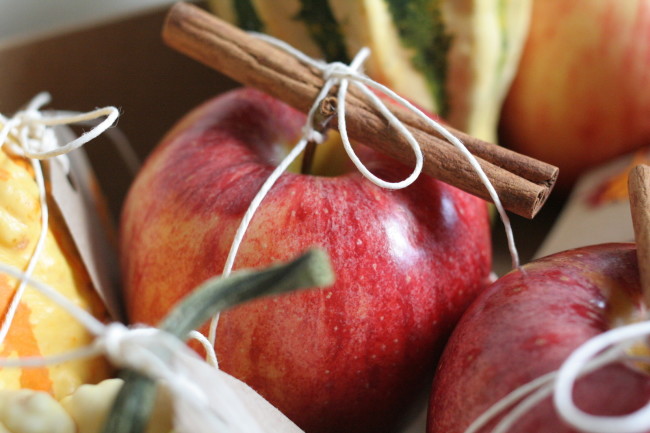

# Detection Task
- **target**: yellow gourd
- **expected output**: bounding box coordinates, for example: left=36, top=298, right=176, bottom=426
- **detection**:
left=0, top=149, right=111, bottom=399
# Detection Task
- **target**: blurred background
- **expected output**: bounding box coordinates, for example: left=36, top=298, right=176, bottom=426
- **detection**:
left=0, top=0, right=176, bottom=42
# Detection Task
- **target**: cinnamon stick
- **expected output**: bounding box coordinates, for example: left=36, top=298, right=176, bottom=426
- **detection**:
left=628, top=164, right=650, bottom=307
left=162, top=2, right=558, bottom=219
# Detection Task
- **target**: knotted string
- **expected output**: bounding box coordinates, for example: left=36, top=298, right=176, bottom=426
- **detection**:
left=0, top=261, right=240, bottom=431
left=0, top=92, right=119, bottom=348
left=201, top=35, right=520, bottom=364
left=0, top=93, right=119, bottom=170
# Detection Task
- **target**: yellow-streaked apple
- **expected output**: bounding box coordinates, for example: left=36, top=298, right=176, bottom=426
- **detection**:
left=120, top=87, right=492, bottom=433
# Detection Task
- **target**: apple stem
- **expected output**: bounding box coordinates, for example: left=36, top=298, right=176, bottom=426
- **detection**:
left=300, top=96, right=337, bottom=175
left=628, top=164, right=650, bottom=311
left=300, top=140, right=317, bottom=175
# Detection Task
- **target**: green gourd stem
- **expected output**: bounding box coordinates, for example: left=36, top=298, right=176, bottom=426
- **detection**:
left=101, top=371, right=158, bottom=433
left=160, top=247, right=334, bottom=336
left=102, top=248, right=334, bottom=433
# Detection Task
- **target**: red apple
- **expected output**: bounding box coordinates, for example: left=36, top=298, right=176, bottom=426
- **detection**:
left=119, top=87, right=492, bottom=433
left=427, top=243, right=650, bottom=433
left=499, top=1, right=650, bottom=188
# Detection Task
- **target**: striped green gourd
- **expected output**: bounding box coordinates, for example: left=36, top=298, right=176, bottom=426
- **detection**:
left=208, top=0, right=531, bottom=143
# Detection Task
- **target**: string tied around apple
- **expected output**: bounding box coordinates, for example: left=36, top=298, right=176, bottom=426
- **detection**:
left=462, top=321, right=650, bottom=433
left=317, top=48, right=424, bottom=190
left=200, top=33, right=521, bottom=362
left=300, top=123, right=325, bottom=145
left=555, top=321, right=650, bottom=433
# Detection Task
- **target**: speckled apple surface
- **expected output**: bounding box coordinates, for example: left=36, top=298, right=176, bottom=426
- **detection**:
left=120, top=87, right=492, bottom=433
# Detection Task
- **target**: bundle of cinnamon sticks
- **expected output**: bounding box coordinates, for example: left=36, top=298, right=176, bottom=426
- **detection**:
left=162, top=2, right=558, bottom=220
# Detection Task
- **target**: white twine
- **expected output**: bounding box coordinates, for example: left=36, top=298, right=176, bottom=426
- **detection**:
left=462, top=322, right=650, bottom=433
left=0, top=261, right=282, bottom=433
left=554, top=321, right=650, bottom=433
left=200, top=35, right=521, bottom=359
left=0, top=93, right=119, bottom=170
left=189, top=329, right=220, bottom=368
left=0, top=92, right=118, bottom=348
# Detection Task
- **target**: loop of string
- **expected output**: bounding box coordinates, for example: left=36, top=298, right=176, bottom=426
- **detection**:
left=0, top=92, right=120, bottom=172
left=554, top=321, right=650, bottom=433
left=0, top=92, right=119, bottom=349
left=200, top=34, right=520, bottom=361
left=463, top=322, right=650, bottom=433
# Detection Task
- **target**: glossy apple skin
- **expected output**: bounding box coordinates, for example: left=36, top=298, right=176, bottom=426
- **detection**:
left=428, top=243, right=650, bottom=433
left=120, top=87, right=492, bottom=433
left=499, top=1, right=650, bottom=188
